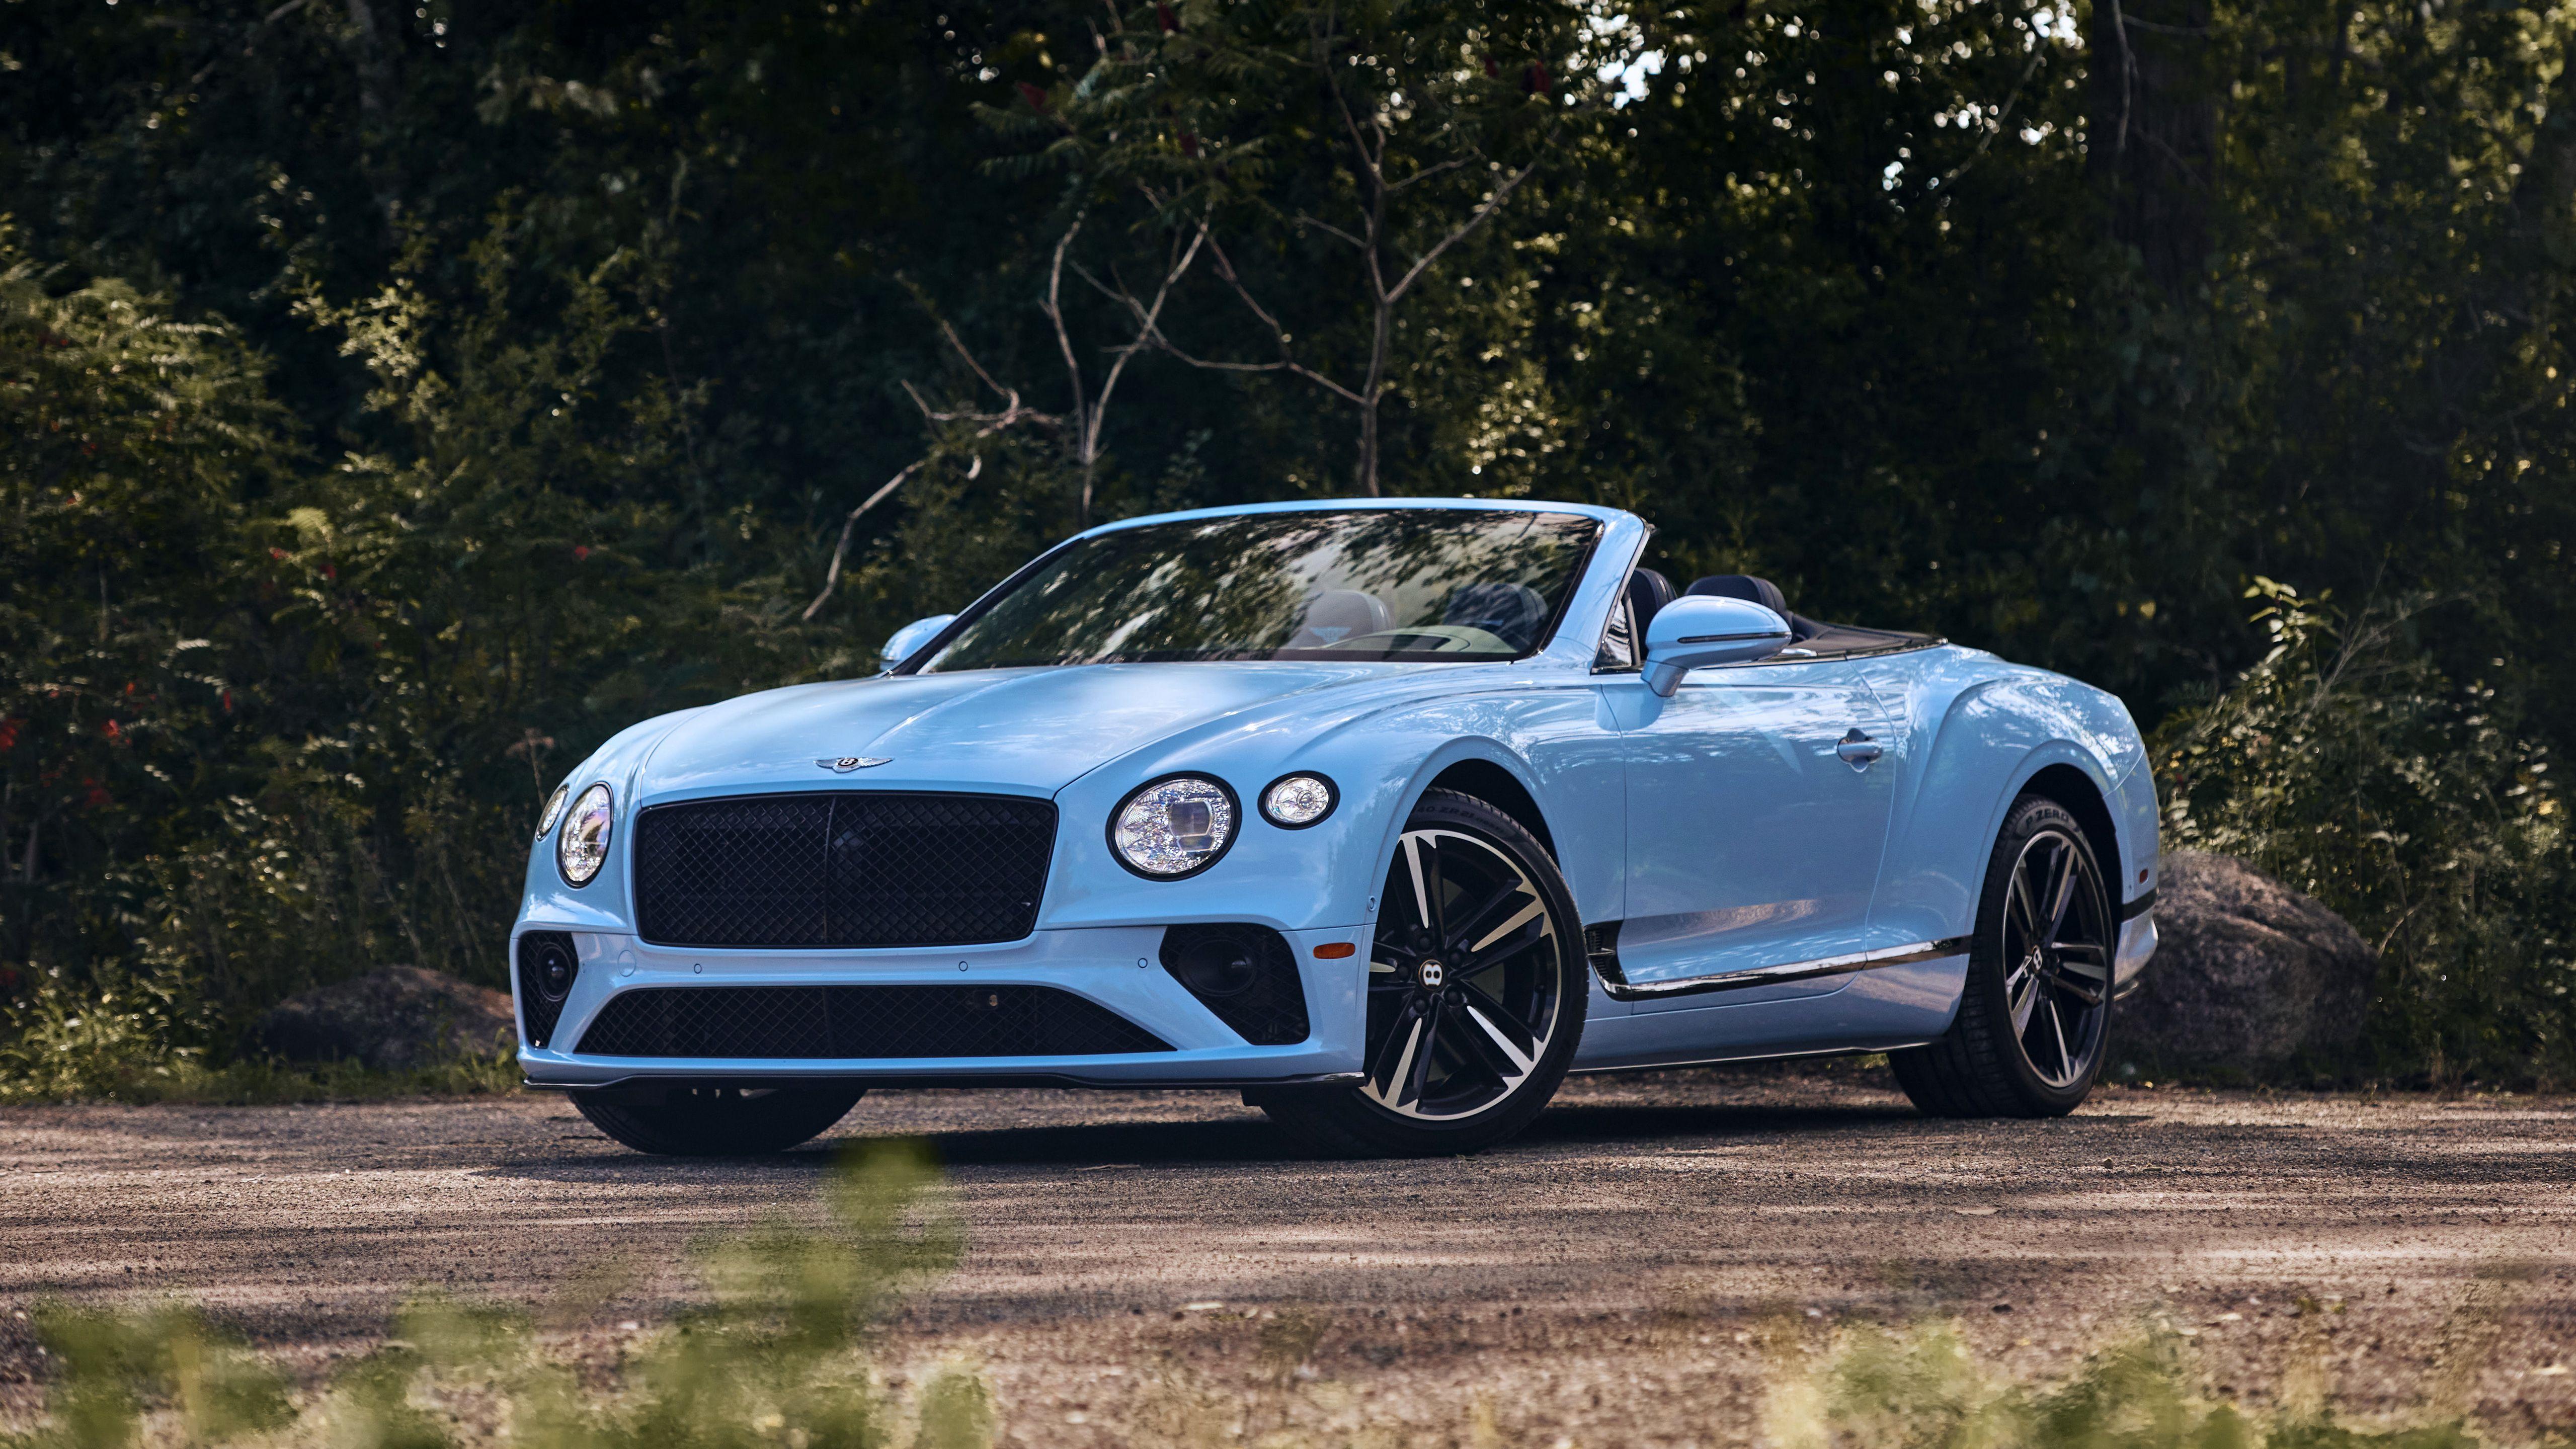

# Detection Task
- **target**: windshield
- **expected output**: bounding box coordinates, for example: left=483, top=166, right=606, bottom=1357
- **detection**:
left=911, top=508, right=1601, bottom=671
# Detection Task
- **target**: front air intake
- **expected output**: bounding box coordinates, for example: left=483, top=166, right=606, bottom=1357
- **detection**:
left=574, top=984, right=1172, bottom=1059
left=516, top=931, right=580, bottom=1048
left=1159, top=924, right=1311, bottom=1045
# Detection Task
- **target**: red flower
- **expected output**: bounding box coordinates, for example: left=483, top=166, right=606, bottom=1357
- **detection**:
left=1483, top=55, right=1499, bottom=77
left=221, top=689, right=233, bottom=714
left=1523, top=61, right=1552, bottom=95
left=102, top=719, right=123, bottom=742
left=1179, top=132, right=1199, bottom=157
left=0, top=718, right=20, bottom=751
left=574, top=544, right=592, bottom=561
left=270, top=547, right=288, bottom=560
left=1017, top=81, right=1049, bottom=112
left=321, top=561, right=337, bottom=580
left=83, top=777, right=110, bottom=809
left=1156, top=3, right=1179, bottom=31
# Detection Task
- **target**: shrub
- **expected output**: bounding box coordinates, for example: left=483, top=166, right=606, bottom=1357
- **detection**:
left=2155, top=581, right=2574, bottom=1084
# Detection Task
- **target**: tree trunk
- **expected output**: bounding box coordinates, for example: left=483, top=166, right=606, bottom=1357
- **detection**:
left=2087, top=0, right=2218, bottom=294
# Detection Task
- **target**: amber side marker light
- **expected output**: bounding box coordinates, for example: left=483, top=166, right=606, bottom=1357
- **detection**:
left=1313, top=942, right=1356, bottom=959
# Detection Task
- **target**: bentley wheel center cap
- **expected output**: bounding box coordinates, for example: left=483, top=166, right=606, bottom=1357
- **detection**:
left=1418, top=959, right=1447, bottom=989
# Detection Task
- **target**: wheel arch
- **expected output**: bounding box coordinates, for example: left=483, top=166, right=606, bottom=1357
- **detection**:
left=1423, top=756, right=1558, bottom=860
left=2016, top=762, right=2121, bottom=891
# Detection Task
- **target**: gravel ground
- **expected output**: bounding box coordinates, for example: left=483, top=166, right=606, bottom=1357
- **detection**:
left=3, top=1067, right=2571, bottom=1446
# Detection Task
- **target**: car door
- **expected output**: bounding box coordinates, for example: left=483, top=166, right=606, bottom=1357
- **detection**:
left=1606, top=657, right=1898, bottom=1009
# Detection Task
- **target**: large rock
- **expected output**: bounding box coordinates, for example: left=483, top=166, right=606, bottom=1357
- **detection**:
left=252, top=965, right=517, bottom=1071
left=2118, top=850, right=2379, bottom=1068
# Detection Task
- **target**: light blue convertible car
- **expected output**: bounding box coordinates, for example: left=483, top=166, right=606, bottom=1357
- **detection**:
left=513, top=499, right=2158, bottom=1156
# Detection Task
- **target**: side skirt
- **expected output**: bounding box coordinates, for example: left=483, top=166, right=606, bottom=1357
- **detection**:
left=1587, top=927, right=1974, bottom=1002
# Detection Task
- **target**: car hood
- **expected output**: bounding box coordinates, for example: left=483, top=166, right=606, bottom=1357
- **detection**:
left=631, top=662, right=1414, bottom=800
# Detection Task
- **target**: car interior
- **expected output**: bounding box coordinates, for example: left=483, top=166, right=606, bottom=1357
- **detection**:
left=1619, top=569, right=1937, bottom=663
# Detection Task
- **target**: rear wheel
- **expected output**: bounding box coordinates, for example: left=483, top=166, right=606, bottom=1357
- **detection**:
left=573, top=1085, right=865, bottom=1155
left=1889, top=795, right=2115, bottom=1117
left=1255, top=790, right=1586, bottom=1157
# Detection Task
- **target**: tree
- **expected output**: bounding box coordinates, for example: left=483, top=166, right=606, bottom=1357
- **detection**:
left=1013, top=0, right=1607, bottom=493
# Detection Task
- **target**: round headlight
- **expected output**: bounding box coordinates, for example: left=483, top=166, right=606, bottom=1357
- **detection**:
left=1259, top=773, right=1337, bottom=829
left=557, top=783, right=614, bottom=886
left=1110, top=775, right=1238, bottom=878
left=534, top=783, right=571, bottom=840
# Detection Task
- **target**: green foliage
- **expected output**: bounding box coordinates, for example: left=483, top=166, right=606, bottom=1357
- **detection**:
left=1, top=0, right=2573, bottom=1083
left=2157, top=582, right=2574, bottom=1084
left=1764, top=1320, right=2480, bottom=1449
left=4, top=1143, right=988, bottom=1449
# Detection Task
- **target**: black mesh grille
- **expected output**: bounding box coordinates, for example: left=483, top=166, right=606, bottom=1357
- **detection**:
left=1160, top=924, right=1311, bottom=1045
left=516, top=931, right=579, bottom=1048
left=633, top=792, right=1056, bottom=948
left=573, top=985, right=1171, bottom=1058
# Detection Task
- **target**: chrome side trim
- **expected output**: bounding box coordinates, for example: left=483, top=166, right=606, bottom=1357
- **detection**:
left=1598, top=935, right=1974, bottom=1001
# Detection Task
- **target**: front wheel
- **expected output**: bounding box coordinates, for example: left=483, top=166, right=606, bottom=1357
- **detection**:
left=1889, top=794, right=2116, bottom=1117
left=573, top=1085, right=866, bottom=1155
left=1254, top=789, right=1587, bottom=1157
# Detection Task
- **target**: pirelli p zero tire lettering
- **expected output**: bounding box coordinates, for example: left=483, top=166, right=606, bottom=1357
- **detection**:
left=572, top=1085, right=866, bottom=1156
left=1890, top=793, right=2116, bottom=1119
left=1252, top=789, right=1587, bottom=1158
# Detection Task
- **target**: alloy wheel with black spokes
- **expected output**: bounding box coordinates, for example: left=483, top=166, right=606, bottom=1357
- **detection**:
left=1999, top=824, right=2113, bottom=1089
left=1889, top=794, right=2118, bottom=1117
left=1254, top=789, right=1587, bottom=1156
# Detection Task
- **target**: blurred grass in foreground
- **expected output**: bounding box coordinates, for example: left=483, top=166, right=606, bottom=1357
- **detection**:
left=4, top=1143, right=988, bottom=1449
left=0, top=1148, right=2525, bottom=1449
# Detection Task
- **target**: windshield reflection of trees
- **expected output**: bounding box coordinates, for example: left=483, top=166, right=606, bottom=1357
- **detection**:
left=925, top=511, right=1595, bottom=670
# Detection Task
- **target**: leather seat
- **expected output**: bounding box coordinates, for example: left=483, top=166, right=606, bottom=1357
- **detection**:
left=1627, top=568, right=1676, bottom=631
left=1684, top=574, right=1790, bottom=615
left=1686, top=573, right=1822, bottom=642
left=1288, top=589, right=1391, bottom=648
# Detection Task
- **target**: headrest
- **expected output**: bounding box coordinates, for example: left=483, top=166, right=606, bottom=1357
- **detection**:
left=1627, top=568, right=1676, bottom=629
left=1289, top=589, right=1391, bottom=647
left=1685, top=574, right=1789, bottom=617
left=1442, top=582, right=1549, bottom=649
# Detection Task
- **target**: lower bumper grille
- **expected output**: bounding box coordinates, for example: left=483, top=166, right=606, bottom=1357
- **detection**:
left=574, top=985, right=1172, bottom=1059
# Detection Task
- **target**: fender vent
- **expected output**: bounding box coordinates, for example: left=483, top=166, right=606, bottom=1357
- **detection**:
left=574, top=984, right=1171, bottom=1059
left=1160, top=924, right=1310, bottom=1045
left=516, top=932, right=580, bottom=1048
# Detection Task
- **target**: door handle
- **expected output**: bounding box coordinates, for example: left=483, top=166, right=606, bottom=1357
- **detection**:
left=1835, top=729, right=1883, bottom=769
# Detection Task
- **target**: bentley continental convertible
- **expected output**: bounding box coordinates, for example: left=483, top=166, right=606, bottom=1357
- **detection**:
left=513, top=500, right=2159, bottom=1157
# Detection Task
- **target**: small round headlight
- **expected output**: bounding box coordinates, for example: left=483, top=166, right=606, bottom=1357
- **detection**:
left=1259, top=773, right=1337, bottom=829
left=534, top=783, right=571, bottom=840
left=557, top=783, right=614, bottom=886
left=1110, top=775, right=1238, bottom=877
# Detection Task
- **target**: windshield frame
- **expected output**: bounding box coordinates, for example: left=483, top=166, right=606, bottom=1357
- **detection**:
left=885, top=505, right=1607, bottom=675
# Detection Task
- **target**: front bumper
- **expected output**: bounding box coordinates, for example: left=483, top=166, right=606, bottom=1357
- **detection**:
left=514, top=923, right=1369, bottom=1087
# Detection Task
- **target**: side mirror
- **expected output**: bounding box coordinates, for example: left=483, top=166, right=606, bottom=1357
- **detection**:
left=878, top=614, right=956, bottom=672
left=1641, top=595, right=1792, bottom=696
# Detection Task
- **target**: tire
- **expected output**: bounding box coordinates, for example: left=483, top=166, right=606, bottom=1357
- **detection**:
left=572, top=1085, right=866, bottom=1156
left=1253, top=789, right=1587, bottom=1157
left=1890, top=794, right=2117, bottom=1118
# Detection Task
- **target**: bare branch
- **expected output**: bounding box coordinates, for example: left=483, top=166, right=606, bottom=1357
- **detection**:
left=1294, top=214, right=1372, bottom=250
left=1383, top=153, right=1480, bottom=194
left=1089, top=225, right=1208, bottom=455
left=1040, top=215, right=1091, bottom=455
left=937, top=315, right=1018, bottom=405
left=1385, top=148, right=1547, bottom=304
left=802, top=458, right=926, bottom=621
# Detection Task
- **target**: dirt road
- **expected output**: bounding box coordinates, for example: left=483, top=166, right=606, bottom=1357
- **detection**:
left=4, top=1068, right=2571, bottom=1446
